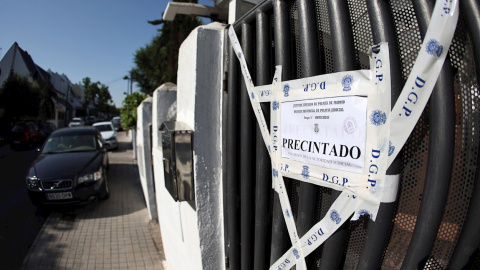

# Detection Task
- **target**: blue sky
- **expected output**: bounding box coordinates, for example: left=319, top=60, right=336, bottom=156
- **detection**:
left=0, top=0, right=212, bottom=107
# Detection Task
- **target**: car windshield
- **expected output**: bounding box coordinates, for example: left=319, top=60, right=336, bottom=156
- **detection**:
left=12, top=125, right=26, bottom=132
left=42, top=134, right=97, bottom=153
left=71, top=119, right=80, bottom=123
left=94, top=125, right=113, bottom=132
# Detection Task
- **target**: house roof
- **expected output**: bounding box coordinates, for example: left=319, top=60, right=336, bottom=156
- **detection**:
left=35, top=64, right=51, bottom=82
left=14, top=42, right=50, bottom=83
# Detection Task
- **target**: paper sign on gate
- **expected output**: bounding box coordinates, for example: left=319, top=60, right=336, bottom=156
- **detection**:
left=281, top=96, right=367, bottom=173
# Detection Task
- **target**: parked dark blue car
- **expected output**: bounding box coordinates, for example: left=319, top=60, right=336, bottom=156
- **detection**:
left=26, top=127, right=110, bottom=206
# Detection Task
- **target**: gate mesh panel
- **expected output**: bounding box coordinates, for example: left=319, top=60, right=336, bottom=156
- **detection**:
left=383, top=3, right=479, bottom=270
left=288, top=0, right=479, bottom=269
left=424, top=15, right=479, bottom=269
left=381, top=1, right=425, bottom=268
left=347, top=0, right=374, bottom=69
left=231, top=0, right=479, bottom=268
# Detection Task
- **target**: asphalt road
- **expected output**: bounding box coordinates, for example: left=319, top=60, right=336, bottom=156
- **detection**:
left=0, top=145, right=51, bottom=269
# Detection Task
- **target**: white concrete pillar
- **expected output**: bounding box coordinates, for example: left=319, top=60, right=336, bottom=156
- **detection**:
left=154, top=22, right=226, bottom=270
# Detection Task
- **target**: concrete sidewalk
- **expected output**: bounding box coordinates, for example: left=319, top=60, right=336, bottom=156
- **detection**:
left=21, top=131, right=166, bottom=270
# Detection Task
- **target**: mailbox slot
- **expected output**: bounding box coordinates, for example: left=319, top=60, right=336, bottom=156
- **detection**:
left=159, top=121, right=195, bottom=209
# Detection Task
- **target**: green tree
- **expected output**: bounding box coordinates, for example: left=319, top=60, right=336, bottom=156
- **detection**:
left=82, top=77, right=97, bottom=112
left=130, top=2, right=202, bottom=95
left=82, top=77, right=115, bottom=114
left=97, top=83, right=113, bottom=113
left=121, top=92, right=146, bottom=130
left=0, top=73, right=39, bottom=123
left=38, top=80, right=56, bottom=120
left=0, top=73, right=56, bottom=139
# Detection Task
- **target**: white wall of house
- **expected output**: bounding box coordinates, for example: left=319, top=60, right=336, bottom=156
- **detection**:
left=71, top=83, right=84, bottom=100
left=151, top=22, right=225, bottom=270
left=136, top=97, right=157, bottom=220
left=49, top=71, right=70, bottom=97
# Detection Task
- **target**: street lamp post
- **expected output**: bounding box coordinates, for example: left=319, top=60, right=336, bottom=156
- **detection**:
left=123, top=73, right=133, bottom=94
left=63, top=78, right=69, bottom=127
left=123, top=75, right=130, bottom=94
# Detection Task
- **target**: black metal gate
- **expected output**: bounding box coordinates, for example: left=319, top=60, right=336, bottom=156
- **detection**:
left=224, top=0, right=480, bottom=269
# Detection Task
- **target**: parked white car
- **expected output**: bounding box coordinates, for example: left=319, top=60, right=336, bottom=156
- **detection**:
left=68, top=117, right=84, bottom=127
left=111, top=116, right=122, bottom=131
left=92, top=121, right=118, bottom=150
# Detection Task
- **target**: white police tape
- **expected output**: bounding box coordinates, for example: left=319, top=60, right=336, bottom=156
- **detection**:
left=227, top=0, right=458, bottom=268
left=387, top=0, right=459, bottom=166
left=229, top=29, right=392, bottom=269
left=253, top=69, right=372, bottom=103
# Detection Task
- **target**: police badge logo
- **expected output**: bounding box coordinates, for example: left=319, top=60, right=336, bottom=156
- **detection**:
left=342, top=74, right=354, bottom=91
left=314, top=123, right=319, bottom=134
left=301, top=165, right=309, bottom=180
left=426, top=39, right=443, bottom=57
left=293, top=248, right=300, bottom=259
left=370, top=110, right=387, bottom=126
left=388, top=141, right=395, bottom=156
left=343, top=117, right=357, bottom=133
left=357, top=209, right=373, bottom=220
left=283, top=84, right=290, bottom=97
left=272, top=101, right=279, bottom=111
left=330, top=210, right=342, bottom=224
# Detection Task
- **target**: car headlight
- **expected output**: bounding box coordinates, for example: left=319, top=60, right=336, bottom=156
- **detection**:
left=26, top=176, right=40, bottom=190
left=78, top=168, right=102, bottom=184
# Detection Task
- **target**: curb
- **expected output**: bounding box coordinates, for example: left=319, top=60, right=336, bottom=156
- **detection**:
left=19, top=212, right=53, bottom=269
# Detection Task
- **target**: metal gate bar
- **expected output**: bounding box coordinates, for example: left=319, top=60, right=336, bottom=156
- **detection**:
left=268, top=0, right=296, bottom=265
left=448, top=0, right=480, bottom=268
left=239, top=22, right=256, bottom=270
left=294, top=0, right=322, bottom=268
left=449, top=150, right=480, bottom=269
left=226, top=38, right=241, bottom=270
left=232, top=3, right=276, bottom=270
left=462, top=0, right=480, bottom=84
left=253, top=9, right=273, bottom=270
left=357, top=0, right=404, bottom=269
left=319, top=1, right=356, bottom=269
left=400, top=1, right=455, bottom=269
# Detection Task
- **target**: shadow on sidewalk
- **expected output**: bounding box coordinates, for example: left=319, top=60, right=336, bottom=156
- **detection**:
left=109, top=141, right=133, bottom=153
